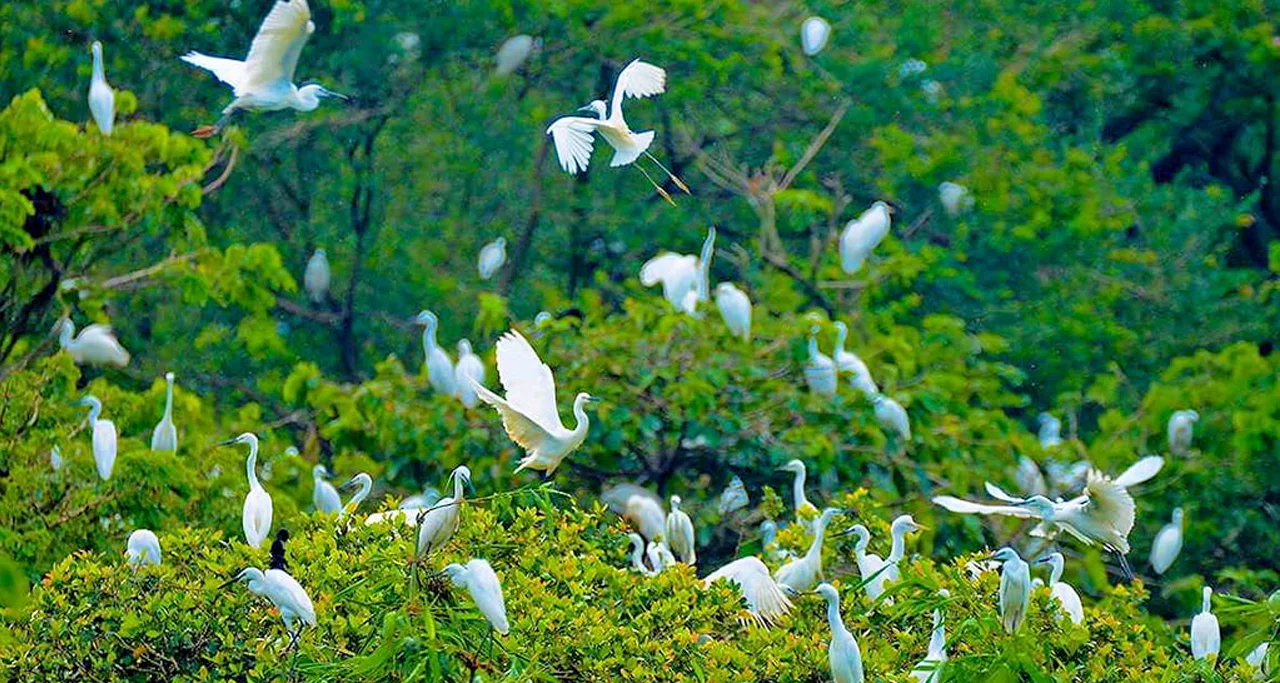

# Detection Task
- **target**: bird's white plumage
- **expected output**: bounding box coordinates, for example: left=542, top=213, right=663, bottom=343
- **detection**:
left=1112, top=455, right=1164, bottom=489
left=640, top=228, right=715, bottom=315
left=874, top=394, right=911, bottom=441
left=938, top=182, right=973, bottom=217
left=304, top=249, right=330, bottom=304
left=243, top=0, right=314, bottom=90
left=478, top=238, right=507, bottom=280
left=453, top=339, right=486, bottom=409
left=845, top=525, right=890, bottom=599
left=417, top=466, right=470, bottom=557
left=150, top=372, right=179, bottom=452
left=495, top=35, right=535, bottom=76
left=910, top=593, right=948, bottom=682
left=126, top=529, right=161, bottom=567
left=235, top=567, right=316, bottom=637
left=1246, top=642, right=1271, bottom=679
left=717, top=475, right=749, bottom=514
left=58, top=320, right=130, bottom=367
left=774, top=508, right=841, bottom=592
left=1168, top=409, right=1199, bottom=456
left=312, top=465, right=342, bottom=513
left=779, top=459, right=819, bottom=525
left=50, top=445, right=64, bottom=471
left=804, top=327, right=838, bottom=397
left=1190, top=586, right=1220, bottom=661
left=839, top=202, right=892, bottom=274
left=547, top=59, right=667, bottom=174
left=665, top=496, right=696, bottom=565
left=832, top=322, right=877, bottom=395
left=546, top=116, right=604, bottom=174
left=801, top=17, right=833, bottom=57
left=78, top=396, right=117, bottom=480
left=1037, top=552, right=1083, bottom=624
left=445, top=559, right=510, bottom=635
left=879, top=515, right=924, bottom=588
left=609, top=60, right=666, bottom=122
left=714, top=283, right=752, bottom=340
left=1037, top=412, right=1063, bottom=448
left=88, top=41, right=115, bottom=136
left=1150, top=507, right=1184, bottom=575
left=817, top=584, right=864, bottom=683
left=230, top=433, right=273, bottom=549
left=603, top=485, right=667, bottom=542
left=416, top=311, right=457, bottom=396
left=703, top=557, right=792, bottom=627
left=993, top=547, right=1031, bottom=633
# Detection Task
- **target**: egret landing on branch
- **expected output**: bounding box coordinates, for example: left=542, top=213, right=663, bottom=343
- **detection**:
left=546, top=59, right=689, bottom=205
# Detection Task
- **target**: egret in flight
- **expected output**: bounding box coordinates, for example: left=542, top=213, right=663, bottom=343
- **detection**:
left=816, top=583, right=864, bottom=683
left=1037, top=412, right=1063, bottom=449
left=991, top=547, right=1031, bottom=633
left=304, top=249, right=330, bottom=304
left=640, top=227, right=715, bottom=315
left=57, top=319, right=130, bottom=367
left=478, top=238, right=507, bottom=280
left=832, top=322, right=877, bottom=395
left=774, top=507, right=842, bottom=593
left=223, top=565, right=316, bottom=649
left=415, top=311, right=457, bottom=396
left=453, top=340, right=486, bottom=409
left=839, top=201, right=892, bottom=274
left=1190, top=586, right=1220, bottom=662
left=1150, top=507, right=1184, bottom=575
left=938, top=182, right=973, bottom=217
left=473, top=329, right=597, bottom=475
left=910, top=590, right=949, bottom=682
left=801, top=17, right=833, bottom=57
left=312, top=465, right=341, bottom=514
left=88, top=41, right=115, bottom=135
left=443, top=559, right=510, bottom=635
left=224, top=433, right=273, bottom=549
left=1035, top=552, right=1084, bottom=624
left=546, top=59, right=689, bottom=203
left=417, top=465, right=471, bottom=557
left=181, top=0, right=346, bottom=138
left=703, top=556, right=792, bottom=627
left=126, top=529, right=161, bottom=567
left=338, top=472, right=373, bottom=517
left=804, top=327, right=838, bottom=397
left=150, top=372, right=178, bottom=452
left=76, top=396, right=117, bottom=480
left=714, top=283, right=752, bottom=340
left=1168, top=409, right=1199, bottom=456
left=779, top=459, right=819, bottom=525
left=665, top=496, right=696, bottom=565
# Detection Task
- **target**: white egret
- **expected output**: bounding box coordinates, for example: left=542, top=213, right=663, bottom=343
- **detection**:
left=1035, top=552, right=1084, bottom=624
left=910, top=589, right=949, bottom=682
left=778, top=459, right=819, bottom=525
left=628, top=533, right=658, bottom=576
left=647, top=540, right=678, bottom=574
left=402, top=487, right=441, bottom=511
left=224, top=433, right=273, bottom=549
left=800, top=17, right=833, bottom=57
left=603, top=484, right=667, bottom=542
left=453, top=340, right=486, bottom=409
left=443, top=559, right=510, bottom=635
left=416, top=465, right=471, bottom=557
left=1037, top=412, right=1063, bottom=448
left=303, top=249, right=330, bottom=304
left=990, top=547, right=1031, bottom=633
left=832, top=322, right=878, bottom=395
left=312, top=465, right=342, bottom=514
left=774, top=507, right=842, bottom=592
left=181, top=0, right=346, bottom=138
left=1150, top=507, right=1184, bottom=575
left=839, top=201, right=892, bottom=274
left=478, top=238, right=507, bottom=280
left=494, top=35, right=537, bottom=76
left=472, top=329, right=597, bottom=475
left=545, top=59, right=688, bottom=201
left=665, top=496, right=696, bottom=565
left=640, top=227, right=716, bottom=314
left=76, top=396, right=117, bottom=481
left=1015, top=456, right=1049, bottom=497
left=1246, top=642, right=1271, bottom=679
left=415, top=311, right=457, bottom=396
left=703, top=556, right=792, bottom=627
left=816, top=583, right=864, bottom=683
left=714, top=283, right=752, bottom=340
left=338, top=472, right=373, bottom=517
left=804, top=327, right=838, bottom=397
left=126, top=529, right=161, bottom=567
left=843, top=525, right=889, bottom=599
left=50, top=445, right=64, bottom=471
left=224, top=566, right=316, bottom=647
left=88, top=41, right=115, bottom=136
left=57, top=319, right=130, bottom=367
left=1168, top=409, right=1199, bottom=456
left=717, top=475, right=749, bottom=514
left=880, top=514, right=925, bottom=587
left=1190, top=586, right=1220, bottom=662
left=938, top=182, right=973, bottom=217
left=150, top=372, right=178, bottom=452
left=873, top=394, right=912, bottom=449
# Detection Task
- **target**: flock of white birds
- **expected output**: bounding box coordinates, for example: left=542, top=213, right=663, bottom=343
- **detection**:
left=58, top=0, right=1271, bottom=680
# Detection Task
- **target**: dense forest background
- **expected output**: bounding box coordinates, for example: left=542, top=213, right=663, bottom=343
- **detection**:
left=1, top=0, right=1278, bottom=680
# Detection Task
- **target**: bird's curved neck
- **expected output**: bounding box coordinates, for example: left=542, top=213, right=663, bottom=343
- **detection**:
left=888, top=525, right=909, bottom=563
left=854, top=530, right=870, bottom=555
left=835, top=326, right=847, bottom=354
left=92, top=47, right=105, bottom=83
left=1202, top=590, right=1212, bottom=613
left=163, top=376, right=174, bottom=418
left=927, top=609, right=946, bottom=656
left=791, top=469, right=807, bottom=510
left=1049, top=559, right=1063, bottom=585
left=807, top=336, right=819, bottom=360
left=571, top=397, right=590, bottom=437
left=805, top=514, right=830, bottom=560
left=351, top=479, right=372, bottom=507
left=630, top=537, right=646, bottom=571
left=824, top=595, right=848, bottom=636
left=421, top=325, right=438, bottom=351
left=245, top=439, right=261, bottom=490
left=59, top=321, right=74, bottom=348
left=452, top=473, right=466, bottom=502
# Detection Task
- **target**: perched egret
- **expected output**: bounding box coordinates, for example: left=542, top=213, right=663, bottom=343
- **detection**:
left=640, top=227, right=716, bottom=314
left=181, top=0, right=347, bottom=138
left=647, top=540, right=677, bottom=573
left=938, top=182, right=973, bottom=217
left=1035, top=552, right=1084, bottom=624
left=224, top=566, right=316, bottom=647
left=778, top=459, right=820, bottom=525
left=843, top=525, right=889, bottom=599
left=910, top=590, right=949, bottom=682
left=472, top=329, right=597, bottom=475
left=703, top=557, right=792, bottom=627
left=665, top=496, right=696, bottom=565
left=1037, top=412, right=1063, bottom=449
left=1190, top=586, right=1220, bottom=662
left=1150, top=507, right=1184, bottom=575
left=546, top=59, right=688, bottom=201
left=839, top=201, right=892, bottom=274
left=478, top=238, right=507, bottom=280
left=338, top=472, right=373, bottom=517
left=50, top=445, right=64, bottom=471
left=415, top=311, right=457, bottom=396
left=714, top=283, right=752, bottom=340
left=718, top=475, right=750, bottom=514
left=804, top=327, right=838, bottom=397
left=126, top=529, right=161, bottom=567
left=816, top=583, right=864, bottom=683
left=991, top=547, right=1032, bottom=633
left=150, top=372, right=179, bottom=452
left=603, top=484, right=667, bottom=543
left=832, top=322, right=877, bottom=395
left=453, top=340, right=486, bottom=409
left=800, top=17, right=832, bottom=57
left=76, top=396, right=117, bottom=480
left=312, top=465, right=342, bottom=513
left=88, top=41, right=115, bottom=136
left=628, top=533, right=658, bottom=576
left=224, top=433, right=273, bottom=549
left=57, top=319, right=130, bottom=367
left=873, top=394, right=912, bottom=448
left=494, top=35, right=537, bottom=76
left=774, top=507, right=842, bottom=592
left=443, top=559, right=510, bottom=635
left=303, top=249, right=330, bottom=304
left=1246, top=642, right=1271, bottom=679
left=534, top=311, right=553, bottom=329
left=1168, top=409, right=1199, bottom=456
left=417, top=465, right=471, bottom=557
left=880, top=514, right=925, bottom=587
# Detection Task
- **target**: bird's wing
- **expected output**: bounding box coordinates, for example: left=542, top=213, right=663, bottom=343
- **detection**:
left=242, top=0, right=313, bottom=89
left=1084, top=469, right=1136, bottom=538
left=472, top=379, right=557, bottom=452
left=932, top=495, right=1038, bottom=518
left=492, top=329, right=564, bottom=432
left=609, top=60, right=666, bottom=121
left=181, top=52, right=249, bottom=91
left=271, top=570, right=317, bottom=625
left=704, top=557, right=791, bottom=626
left=639, top=252, right=687, bottom=286
left=984, top=482, right=1027, bottom=504
left=546, top=116, right=603, bottom=174
left=1112, top=455, right=1163, bottom=489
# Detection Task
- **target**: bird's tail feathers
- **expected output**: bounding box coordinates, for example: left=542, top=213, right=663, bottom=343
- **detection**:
left=610, top=130, right=655, bottom=167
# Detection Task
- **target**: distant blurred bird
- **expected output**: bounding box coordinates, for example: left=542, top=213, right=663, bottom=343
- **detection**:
left=546, top=59, right=688, bottom=201
left=1035, top=552, right=1083, bottom=624
left=478, top=238, right=507, bottom=280
left=50, top=445, right=64, bottom=471
left=1150, top=507, right=1184, bottom=575
left=443, top=559, right=510, bottom=635
left=1246, top=642, right=1271, bottom=679
left=804, top=327, right=838, bottom=397
left=1168, top=410, right=1199, bottom=456
left=494, top=34, right=538, bottom=76
left=338, top=472, right=373, bottom=517
left=76, top=395, right=117, bottom=480
left=839, top=201, right=892, bottom=274
left=223, top=432, right=273, bottom=549
left=57, top=319, right=130, bottom=367
left=873, top=394, right=911, bottom=449
left=126, top=530, right=161, bottom=567
left=303, top=249, right=330, bottom=304
left=454, top=340, right=486, bottom=409
left=800, top=17, right=832, bottom=56
left=717, top=475, right=750, bottom=515
left=417, top=465, right=470, bottom=557
left=269, top=529, right=290, bottom=572
left=1190, top=586, right=1220, bottom=662
left=991, top=547, right=1031, bottom=633
left=415, top=310, right=457, bottom=396
left=224, top=565, right=316, bottom=648
left=603, top=484, right=667, bottom=543
left=181, top=0, right=346, bottom=138
left=88, top=41, right=115, bottom=135
left=910, top=589, right=949, bottom=682
left=312, top=465, right=342, bottom=514
left=1014, top=456, right=1049, bottom=497
left=714, top=283, right=752, bottom=340
left=641, top=228, right=716, bottom=314
left=473, top=329, right=597, bottom=475
left=703, top=557, right=792, bottom=627
left=775, top=508, right=842, bottom=592
left=779, top=459, right=819, bottom=525
left=1037, top=412, right=1063, bottom=449
left=665, top=496, right=696, bottom=565
left=938, top=182, right=973, bottom=217
left=816, top=583, right=864, bottom=683
left=832, top=322, right=877, bottom=395
left=150, top=372, right=179, bottom=452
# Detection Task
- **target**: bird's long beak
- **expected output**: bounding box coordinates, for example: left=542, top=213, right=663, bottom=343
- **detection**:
left=914, top=524, right=930, bottom=532
left=218, top=437, right=239, bottom=446
left=832, top=527, right=859, bottom=538
left=322, top=88, right=349, bottom=101
left=585, top=396, right=602, bottom=404
left=339, top=477, right=360, bottom=492
left=1032, top=556, right=1051, bottom=565
left=217, top=574, right=241, bottom=590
